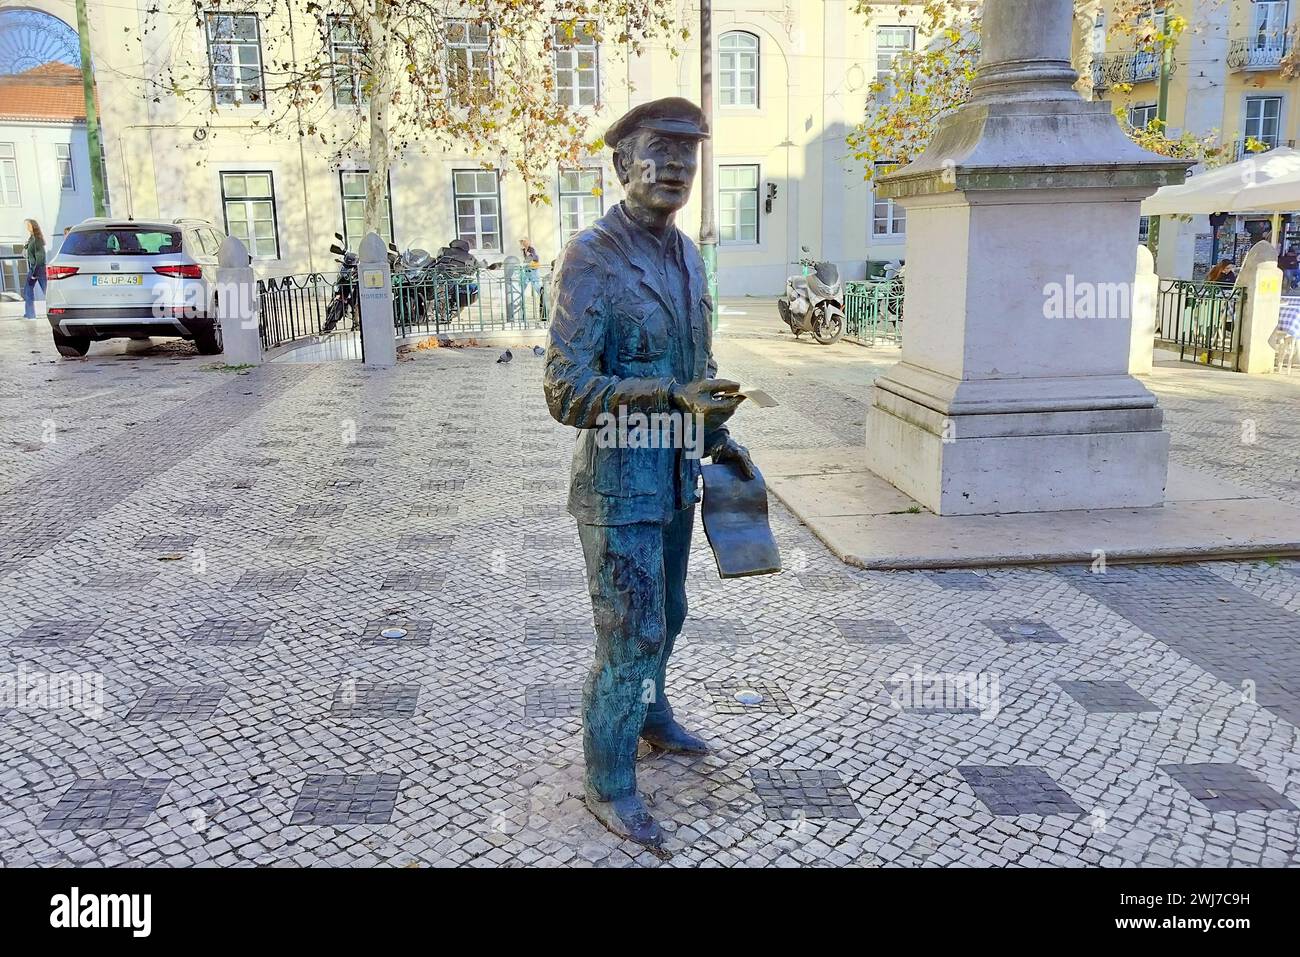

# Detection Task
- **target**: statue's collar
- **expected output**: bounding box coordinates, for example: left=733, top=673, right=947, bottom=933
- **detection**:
left=611, top=202, right=677, bottom=257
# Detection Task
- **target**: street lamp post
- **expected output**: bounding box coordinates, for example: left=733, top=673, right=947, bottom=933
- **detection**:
left=699, top=0, right=719, bottom=329
left=75, top=0, right=106, bottom=216
left=1146, top=26, right=1176, bottom=263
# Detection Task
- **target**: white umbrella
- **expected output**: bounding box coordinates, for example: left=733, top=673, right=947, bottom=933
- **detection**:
left=1141, top=146, right=1300, bottom=215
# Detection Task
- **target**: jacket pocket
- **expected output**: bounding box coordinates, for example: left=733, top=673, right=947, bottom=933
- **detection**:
left=592, top=445, right=656, bottom=497
left=615, top=302, right=669, bottom=362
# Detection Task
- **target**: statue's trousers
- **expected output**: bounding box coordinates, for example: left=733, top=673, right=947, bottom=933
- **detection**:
left=576, top=505, right=694, bottom=801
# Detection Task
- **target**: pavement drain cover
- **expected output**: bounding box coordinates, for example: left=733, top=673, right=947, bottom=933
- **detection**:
left=734, top=689, right=764, bottom=706
left=380, top=627, right=409, bottom=640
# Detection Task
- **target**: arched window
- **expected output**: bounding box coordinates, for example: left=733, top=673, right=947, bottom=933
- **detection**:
left=719, top=32, right=759, bottom=107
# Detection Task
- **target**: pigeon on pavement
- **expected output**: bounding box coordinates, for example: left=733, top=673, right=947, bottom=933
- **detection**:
left=497, top=349, right=513, bottom=364
left=532, top=345, right=545, bottom=357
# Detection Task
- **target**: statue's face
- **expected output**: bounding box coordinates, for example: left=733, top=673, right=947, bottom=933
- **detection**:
left=619, top=130, right=698, bottom=217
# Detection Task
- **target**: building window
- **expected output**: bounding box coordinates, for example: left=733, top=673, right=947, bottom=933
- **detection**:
left=1138, top=215, right=1151, bottom=245
left=1252, top=1, right=1289, bottom=48
left=453, top=170, right=501, bottom=252
left=330, top=15, right=365, bottom=107
left=1128, top=102, right=1158, bottom=129
left=339, top=170, right=394, bottom=249
left=0, top=143, right=17, bottom=206
left=718, top=32, right=759, bottom=107
left=1244, top=95, right=1283, bottom=149
left=554, top=22, right=598, bottom=107
left=1137, top=6, right=1168, bottom=36
left=447, top=19, right=492, bottom=101
left=1092, top=12, right=1107, bottom=54
left=872, top=163, right=906, bottom=237
left=718, top=164, right=759, bottom=245
left=205, top=13, right=264, bottom=106
left=876, top=26, right=915, bottom=83
left=56, top=143, right=75, bottom=191
left=219, top=171, right=279, bottom=259
left=558, top=168, right=602, bottom=245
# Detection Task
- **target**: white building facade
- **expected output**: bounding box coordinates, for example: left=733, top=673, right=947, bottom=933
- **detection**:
left=0, top=60, right=97, bottom=293
left=15, top=0, right=941, bottom=295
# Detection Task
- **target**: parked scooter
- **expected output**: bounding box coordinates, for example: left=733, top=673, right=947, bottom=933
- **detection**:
left=778, top=246, right=845, bottom=344
left=323, top=232, right=363, bottom=333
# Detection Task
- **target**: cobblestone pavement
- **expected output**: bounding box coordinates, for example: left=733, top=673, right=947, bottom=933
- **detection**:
left=1, top=312, right=1299, bottom=868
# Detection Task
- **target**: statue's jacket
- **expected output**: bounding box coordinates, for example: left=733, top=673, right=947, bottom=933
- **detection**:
left=544, top=202, right=729, bottom=527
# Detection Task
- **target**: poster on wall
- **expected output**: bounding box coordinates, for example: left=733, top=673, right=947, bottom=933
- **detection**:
left=1193, top=232, right=1212, bottom=279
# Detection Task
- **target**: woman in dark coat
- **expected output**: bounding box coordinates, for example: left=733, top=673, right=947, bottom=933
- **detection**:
left=23, top=218, right=47, bottom=320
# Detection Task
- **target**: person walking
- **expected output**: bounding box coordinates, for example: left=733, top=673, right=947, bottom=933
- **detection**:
left=1206, top=259, right=1236, bottom=285
left=22, top=218, right=47, bottom=320
left=1279, top=247, right=1299, bottom=292
left=518, top=237, right=542, bottom=299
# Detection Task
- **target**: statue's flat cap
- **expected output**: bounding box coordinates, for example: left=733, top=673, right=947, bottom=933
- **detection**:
left=604, top=97, right=710, bottom=149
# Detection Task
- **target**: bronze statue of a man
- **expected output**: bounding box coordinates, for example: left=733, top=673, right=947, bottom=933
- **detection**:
left=543, top=97, right=754, bottom=847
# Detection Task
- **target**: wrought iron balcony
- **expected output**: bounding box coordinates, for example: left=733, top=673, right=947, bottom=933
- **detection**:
left=1091, top=50, right=1163, bottom=91
left=1227, top=34, right=1295, bottom=71
left=1232, top=137, right=1296, bottom=162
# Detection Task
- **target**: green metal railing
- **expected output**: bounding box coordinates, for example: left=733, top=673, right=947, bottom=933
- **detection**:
left=844, top=279, right=904, bottom=346
left=393, top=265, right=549, bottom=338
left=1155, top=279, right=1245, bottom=370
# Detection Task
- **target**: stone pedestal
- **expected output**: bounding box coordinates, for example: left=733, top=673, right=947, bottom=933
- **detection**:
left=864, top=0, right=1186, bottom=515
left=1236, top=241, right=1284, bottom=375
left=216, top=235, right=262, bottom=366
left=1130, top=246, right=1158, bottom=376
left=357, top=231, right=396, bottom=368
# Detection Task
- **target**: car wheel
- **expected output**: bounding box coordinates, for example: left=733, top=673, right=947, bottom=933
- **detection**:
left=52, top=331, right=90, bottom=358
left=194, top=323, right=223, bottom=355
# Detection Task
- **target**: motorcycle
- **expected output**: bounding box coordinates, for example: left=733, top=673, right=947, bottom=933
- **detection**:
left=322, top=233, right=359, bottom=333
left=324, top=233, right=437, bottom=333
left=778, top=247, right=845, bottom=344
left=427, top=240, right=480, bottom=325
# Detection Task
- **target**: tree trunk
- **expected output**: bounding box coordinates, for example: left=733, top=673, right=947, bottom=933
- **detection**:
left=366, top=0, right=392, bottom=244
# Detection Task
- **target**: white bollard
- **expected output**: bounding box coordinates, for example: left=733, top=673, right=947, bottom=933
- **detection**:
left=1235, top=241, right=1283, bottom=375
left=216, top=235, right=262, bottom=365
left=1129, top=245, right=1157, bottom=376
left=357, top=231, right=396, bottom=368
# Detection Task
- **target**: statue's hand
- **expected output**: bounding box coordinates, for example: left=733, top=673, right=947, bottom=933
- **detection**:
left=710, top=437, right=756, bottom=480
left=671, top=378, right=745, bottom=420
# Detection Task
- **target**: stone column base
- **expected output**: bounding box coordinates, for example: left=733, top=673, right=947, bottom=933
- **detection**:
left=864, top=365, right=1170, bottom=515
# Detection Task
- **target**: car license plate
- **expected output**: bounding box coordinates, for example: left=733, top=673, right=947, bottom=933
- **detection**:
left=92, top=275, right=143, bottom=286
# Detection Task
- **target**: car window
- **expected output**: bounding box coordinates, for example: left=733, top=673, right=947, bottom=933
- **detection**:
left=193, top=230, right=215, bottom=257
left=62, top=228, right=183, bottom=256
left=206, top=229, right=226, bottom=256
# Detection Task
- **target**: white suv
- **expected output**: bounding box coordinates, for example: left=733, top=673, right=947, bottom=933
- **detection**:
left=45, top=218, right=228, bottom=357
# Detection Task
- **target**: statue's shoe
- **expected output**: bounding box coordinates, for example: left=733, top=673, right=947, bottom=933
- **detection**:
left=641, top=719, right=711, bottom=755
left=585, top=793, right=664, bottom=848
